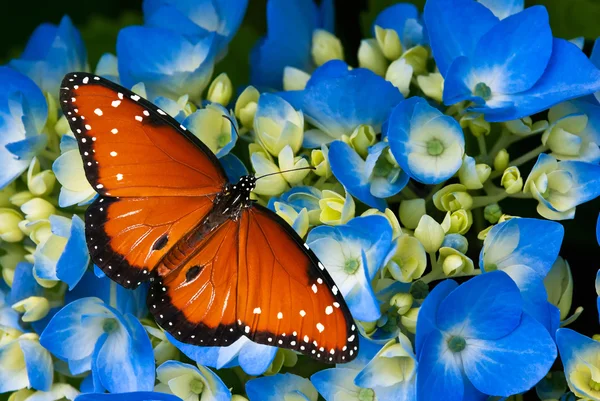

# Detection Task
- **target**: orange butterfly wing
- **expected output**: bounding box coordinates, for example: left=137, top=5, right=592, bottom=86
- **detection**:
left=60, top=72, right=227, bottom=287
left=236, top=206, right=358, bottom=363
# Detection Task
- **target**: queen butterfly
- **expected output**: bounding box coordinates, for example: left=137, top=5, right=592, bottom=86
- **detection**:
left=59, top=72, right=358, bottom=363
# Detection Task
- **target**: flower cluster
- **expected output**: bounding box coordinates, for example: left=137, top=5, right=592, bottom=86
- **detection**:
left=1, top=0, right=600, bottom=400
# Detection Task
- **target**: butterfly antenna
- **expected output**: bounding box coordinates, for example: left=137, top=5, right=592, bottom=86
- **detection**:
left=255, top=166, right=316, bottom=181
left=221, top=114, right=240, bottom=137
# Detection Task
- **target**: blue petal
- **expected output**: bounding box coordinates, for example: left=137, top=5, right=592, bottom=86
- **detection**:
left=220, top=153, right=248, bottom=183
left=471, top=6, right=552, bottom=94
left=0, top=67, right=47, bottom=131
left=462, top=314, right=556, bottom=396
left=237, top=340, right=278, bottom=376
left=75, top=392, right=183, bottom=401
left=303, top=62, right=403, bottom=138
left=416, top=330, right=464, bottom=401
left=319, top=0, right=335, bottom=32
left=555, top=328, right=596, bottom=376
left=246, top=373, right=318, bottom=401
left=478, top=0, right=524, bottom=19
left=57, top=215, right=90, bottom=290
left=372, top=4, right=419, bottom=43
left=415, top=280, right=458, bottom=357
left=8, top=262, right=43, bottom=305
left=344, top=253, right=382, bottom=322
left=597, top=213, right=600, bottom=245
left=424, top=0, right=498, bottom=75
left=311, top=368, right=362, bottom=400
left=365, top=142, right=409, bottom=198
left=5, top=135, right=47, bottom=161
left=20, top=339, right=53, bottom=391
left=559, top=160, right=600, bottom=209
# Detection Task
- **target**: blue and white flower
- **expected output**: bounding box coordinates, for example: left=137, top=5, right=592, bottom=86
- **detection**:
left=372, top=3, right=426, bottom=51
left=246, top=373, right=318, bottom=401
left=154, top=360, right=231, bottom=401
left=183, top=103, right=238, bottom=158
left=253, top=93, right=304, bottom=156
left=267, top=186, right=322, bottom=237
left=0, top=332, right=53, bottom=393
left=52, top=135, right=96, bottom=207
left=556, top=328, right=600, bottom=399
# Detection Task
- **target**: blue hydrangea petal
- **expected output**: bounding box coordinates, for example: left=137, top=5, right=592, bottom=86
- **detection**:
left=237, top=340, right=278, bottom=376
left=442, top=57, right=479, bottom=105
left=416, top=330, right=464, bottom=401
left=478, top=0, right=524, bottom=19
left=344, top=253, right=381, bottom=321
left=597, top=213, right=600, bottom=245
left=5, top=135, right=47, bottom=161
left=9, top=262, right=44, bottom=305
left=220, top=154, right=249, bottom=183
left=365, top=142, right=409, bottom=198
left=424, top=0, right=498, bottom=75
left=319, top=0, right=335, bottom=32
left=311, top=368, right=362, bottom=401
left=75, top=392, right=183, bottom=401
left=462, top=314, right=556, bottom=396
left=20, top=338, right=54, bottom=391
left=246, top=373, right=318, bottom=401
left=302, top=128, right=336, bottom=148
left=415, top=280, right=457, bottom=357
left=56, top=215, right=90, bottom=290
left=0, top=341, right=29, bottom=392
left=372, top=4, right=419, bottom=43
left=557, top=160, right=600, bottom=209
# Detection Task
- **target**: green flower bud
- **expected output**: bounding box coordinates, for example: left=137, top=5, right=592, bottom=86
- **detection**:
left=400, top=307, right=419, bottom=334
left=12, top=296, right=50, bottom=322
left=319, top=189, right=355, bottom=226
left=374, top=25, right=402, bottom=60
left=0, top=183, right=16, bottom=208
left=433, top=184, right=473, bottom=212
left=484, top=203, right=503, bottom=223
left=416, top=73, right=444, bottom=103
left=10, top=191, right=34, bottom=207
left=26, top=219, right=52, bottom=245
left=348, top=124, right=376, bottom=158
left=20, top=198, right=55, bottom=221
left=386, top=235, right=427, bottom=282
left=234, top=86, right=260, bottom=129
left=401, top=46, right=429, bottom=75
left=312, top=29, right=344, bottom=66
left=0, top=208, right=25, bottom=242
left=278, top=146, right=311, bottom=185
left=494, top=149, right=509, bottom=171
left=460, top=113, right=490, bottom=138
left=54, top=114, right=71, bottom=136
left=254, top=99, right=304, bottom=156
left=232, top=396, right=249, bottom=401
left=0, top=243, right=26, bottom=285
left=274, top=202, right=309, bottom=238
left=398, top=198, right=426, bottom=230
left=359, top=320, right=378, bottom=336
left=8, top=389, right=34, bottom=401
left=385, top=58, right=413, bottom=97
left=501, top=166, right=523, bottom=194
left=207, top=72, right=233, bottom=105
left=477, top=225, right=494, bottom=240
left=362, top=208, right=402, bottom=239
left=390, top=293, right=413, bottom=315
left=544, top=257, right=573, bottom=320
left=311, top=145, right=332, bottom=178
left=358, top=39, right=388, bottom=76
left=505, top=116, right=548, bottom=137
left=414, top=215, right=445, bottom=253
left=441, top=209, right=473, bottom=235
left=283, top=67, right=311, bottom=91
left=458, top=155, right=491, bottom=189
left=439, top=247, right=474, bottom=277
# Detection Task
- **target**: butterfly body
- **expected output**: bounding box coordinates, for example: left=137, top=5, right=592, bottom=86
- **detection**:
left=60, top=72, right=359, bottom=363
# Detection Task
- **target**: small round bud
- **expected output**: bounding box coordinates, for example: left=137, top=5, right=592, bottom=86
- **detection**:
left=207, top=73, right=233, bottom=106
left=358, top=39, right=388, bottom=76
left=484, top=203, right=503, bottom=223
left=390, top=293, right=414, bottom=315
left=312, top=29, right=344, bottom=66
left=494, top=149, right=509, bottom=171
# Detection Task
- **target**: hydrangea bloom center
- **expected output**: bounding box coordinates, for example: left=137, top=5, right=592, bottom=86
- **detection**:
left=344, top=258, right=360, bottom=274
left=102, top=318, right=118, bottom=333
left=190, top=378, right=205, bottom=394
left=426, top=139, right=444, bottom=156
left=357, top=388, right=375, bottom=401
left=473, top=82, right=492, bottom=101
left=447, top=335, right=467, bottom=352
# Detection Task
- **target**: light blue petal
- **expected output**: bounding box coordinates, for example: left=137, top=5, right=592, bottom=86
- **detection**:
left=302, top=128, right=336, bottom=148
left=9, top=262, right=43, bottom=305
left=75, top=392, right=183, bottom=401
left=0, top=67, right=47, bottom=131
left=144, top=4, right=212, bottom=42
left=344, top=254, right=381, bottom=322
left=478, top=0, right=524, bottom=19
left=559, top=160, right=600, bottom=209
left=220, top=153, right=248, bottom=183
left=372, top=4, right=419, bottom=44
left=462, top=314, right=556, bottom=396
left=555, top=328, right=595, bottom=377
left=303, top=62, right=403, bottom=138
left=246, top=373, right=318, bottom=401
left=374, top=379, right=417, bottom=401
left=57, top=215, right=90, bottom=290
left=345, top=336, right=384, bottom=371
left=415, top=280, right=457, bottom=357
left=20, top=339, right=53, bottom=391
left=416, top=330, right=464, bottom=401
left=237, top=340, right=278, bottom=376
left=5, top=134, right=47, bottom=161
left=471, top=6, right=552, bottom=94
left=345, top=216, right=394, bottom=277
left=311, top=368, right=362, bottom=400
left=437, top=271, right=522, bottom=340
left=365, top=142, right=409, bottom=198
left=423, top=0, right=498, bottom=75
left=592, top=38, right=600, bottom=70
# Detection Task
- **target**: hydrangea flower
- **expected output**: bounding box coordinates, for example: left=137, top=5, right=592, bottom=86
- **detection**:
left=246, top=373, right=318, bottom=401
left=372, top=3, right=426, bottom=51
left=478, top=0, right=524, bottom=19
left=267, top=186, right=322, bottom=237
left=154, top=360, right=231, bottom=401
left=426, top=0, right=600, bottom=121
left=387, top=97, right=465, bottom=184
left=416, top=271, right=556, bottom=400
left=183, top=103, right=238, bottom=158
left=306, top=215, right=395, bottom=321
left=556, top=329, right=600, bottom=400
left=253, top=93, right=304, bottom=156
left=52, top=135, right=96, bottom=207
left=0, top=332, right=53, bottom=393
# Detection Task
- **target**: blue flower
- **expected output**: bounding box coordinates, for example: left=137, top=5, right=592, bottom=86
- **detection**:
left=425, top=1, right=600, bottom=121
left=117, top=27, right=216, bottom=102
left=40, top=297, right=155, bottom=393
left=300, top=61, right=403, bottom=147
left=75, top=392, right=182, bottom=401
left=10, top=15, right=87, bottom=97
left=0, top=67, right=48, bottom=189
left=33, top=215, right=89, bottom=289
left=167, top=334, right=277, bottom=376
left=246, top=373, right=318, bottom=401
left=267, top=186, right=322, bottom=226
left=480, top=217, right=563, bottom=332
left=415, top=272, right=556, bottom=400
left=372, top=4, right=426, bottom=49
left=306, top=215, right=395, bottom=321
left=387, top=97, right=465, bottom=185
left=183, top=103, right=238, bottom=158
left=524, top=153, right=600, bottom=220
left=556, top=328, right=600, bottom=399
left=154, top=360, right=231, bottom=401
left=143, top=0, right=248, bottom=53
left=53, top=135, right=97, bottom=207
left=0, top=333, right=54, bottom=393
left=477, top=0, right=523, bottom=19
left=329, top=141, right=408, bottom=210
left=250, top=0, right=334, bottom=89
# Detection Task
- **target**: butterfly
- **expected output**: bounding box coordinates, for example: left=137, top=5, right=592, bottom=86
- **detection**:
left=59, top=72, right=358, bottom=363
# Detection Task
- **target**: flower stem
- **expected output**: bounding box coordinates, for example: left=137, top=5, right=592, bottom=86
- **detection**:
left=477, top=134, right=487, bottom=158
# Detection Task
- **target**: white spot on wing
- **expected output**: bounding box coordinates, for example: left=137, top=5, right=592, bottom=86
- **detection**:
left=116, top=174, right=123, bottom=181
left=131, top=94, right=140, bottom=101
left=299, top=310, right=306, bottom=317
left=325, top=306, right=333, bottom=315
left=253, top=307, right=262, bottom=314
left=82, top=77, right=89, bottom=84
left=94, top=108, right=103, bottom=116
left=277, top=312, right=283, bottom=319
left=111, top=128, right=118, bottom=134
left=111, top=100, right=121, bottom=107
left=316, top=323, right=325, bottom=333
left=135, top=116, right=143, bottom=122
left=110, top=151, right=117, bottom=157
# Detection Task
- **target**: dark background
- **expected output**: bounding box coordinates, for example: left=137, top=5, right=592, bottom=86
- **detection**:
left=2, top=0, right=600, bottom=397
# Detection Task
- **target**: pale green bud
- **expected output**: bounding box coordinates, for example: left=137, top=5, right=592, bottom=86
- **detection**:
left=264, top=349, right=287, bottom=375
left=401, top=307, right=419, bottom=334
left=0, top=183, right=16, bottom=208
left=319, top=189, right=355, bottom=226
left=8, top=389, right=34, bottom=401
left=20, top=198, right=55, bottom=221
left=386, top=235, right=427, bottom=283
left=311, top=145, right=331, bottom=178
left=505, top=116, right=549, bottom=137
left=484, top=203, right=503, bottom=223
left=54, top=114, right=71, bottom=136
left=414, top=215, right=445, bottom=253
left=544, top=257, right=573, bottom=320
left=278, top=146, right=311, bottom=185
left=312, top=29, right=344, bottom=66
left=358, top=39, right=388, bottom=76
left=251, top=153, right=289, bottom=196
left=390, top=293, right=413, bottom=315
left=25, top=219, right=52, bottom=245
left=362, top=208, right=402, bottom=239
left=10, top=191, right=34, bottom=207
left=0, top=243, right=27, bottom=285
left=234, top=86, right=260, bottom=129
left=232, top=396, right=249, bottom=401
left=144, top=324, right=180, bottom=365
left=460, top=113, right=490, bottom=137
left=281, top=348, right=298, bottom=368
left=541, top=113, right=590, bottom=159
left=45, top=91, right=58, bottom=131
left=477, top=225, right=494, bottom=240
left=207, top=72, right=233, bottom=106
left=283, top=67, right=311, bottom=91
left=433, top=184, right=473, bottom=212
left=374, top=25, right=402, bottom=60
left=348, top=124, right=376, bottom=158
left=12, top=296, right=50, bottom=322
left=416, top=73, right=444, bottom=103
left=439, top=247, right=474, bottom=277
left=398, top=198, right=426, bottom=230
left=385, top=58, right=413, bottom=97
left=501, top=166, right=523, bottom=194
left=254, top=99, right=304, bottom=156
left=441, top=209, right=472, bottom=235
left=359, top=320, right=378, bottom=336
left=458, top=155, right=491, bottom=189
left=402, top=46, right=428, bottom=74
left=494, top=149, right=509, bottom=171
left=0, top=208, right=25, bottom=242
